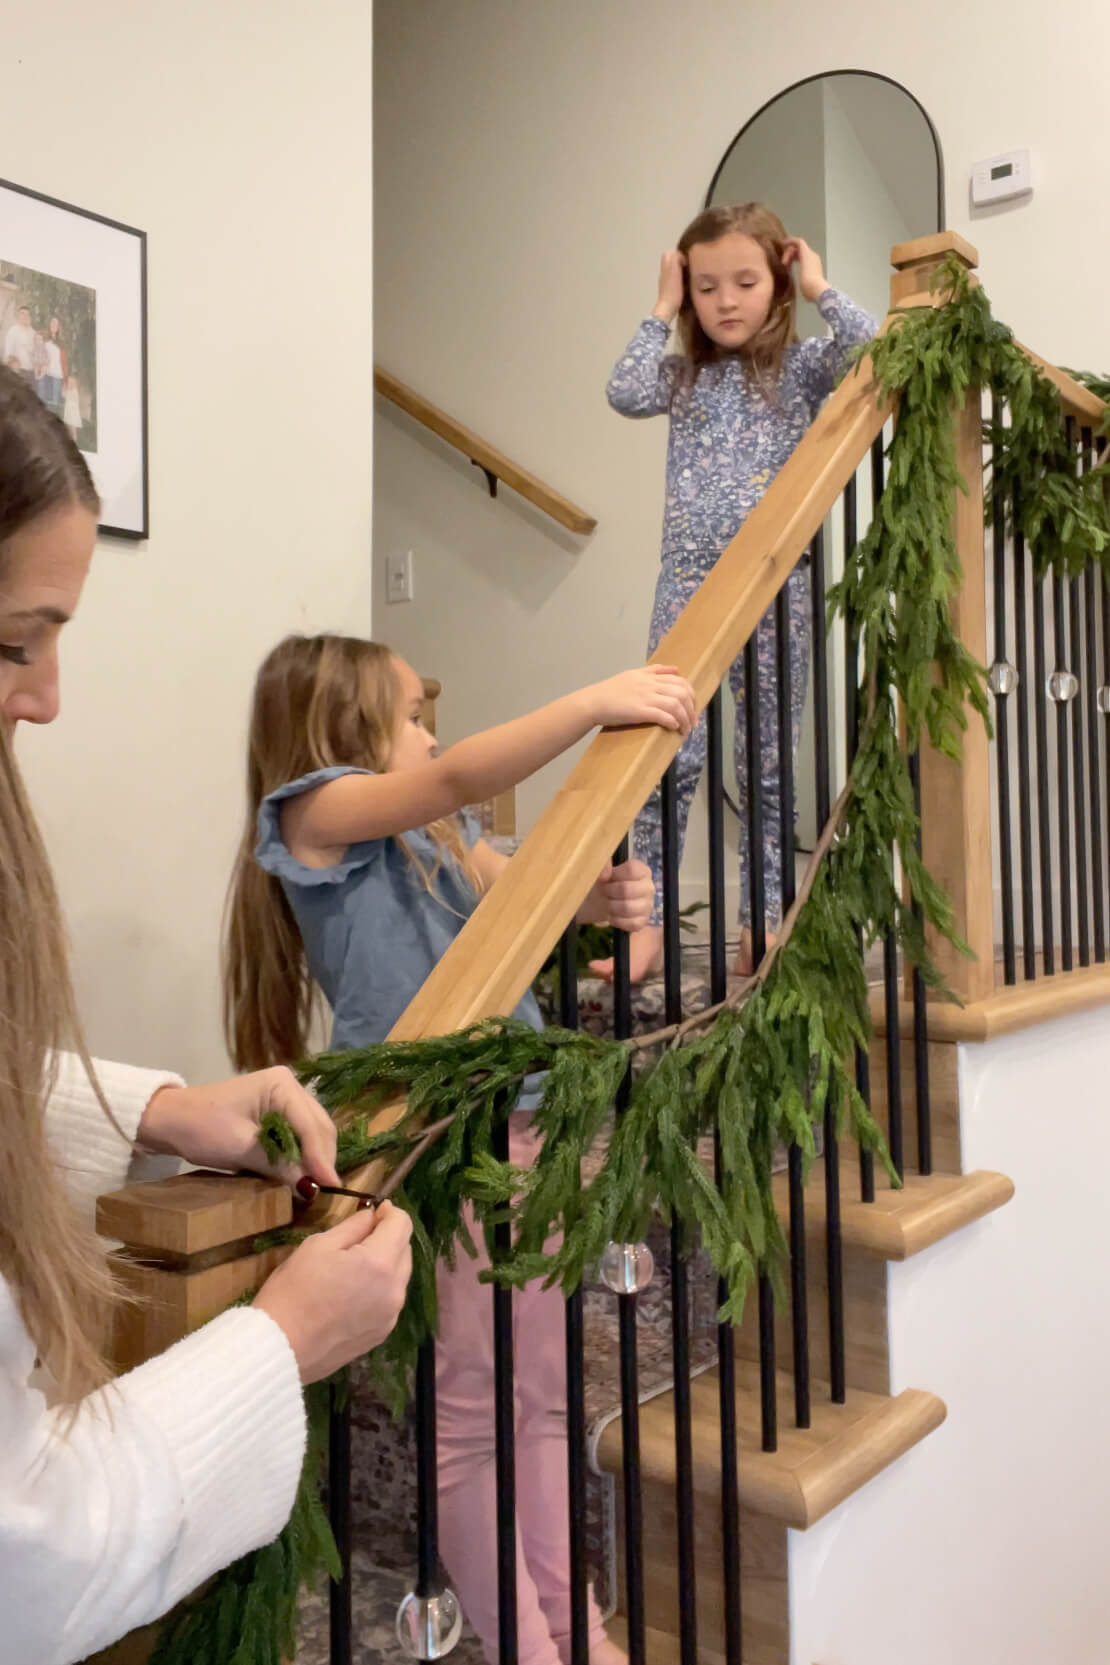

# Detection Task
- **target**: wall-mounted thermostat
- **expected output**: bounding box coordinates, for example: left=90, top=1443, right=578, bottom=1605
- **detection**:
left=971, top=148, right=1033, bottom=207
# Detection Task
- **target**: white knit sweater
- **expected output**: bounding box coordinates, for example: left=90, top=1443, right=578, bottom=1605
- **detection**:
left=0, top=1056, right=307, bottom=1665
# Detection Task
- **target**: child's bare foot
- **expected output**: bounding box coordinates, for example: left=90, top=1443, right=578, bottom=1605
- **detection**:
left=589, top=924, right=664, bottom=984
left=732, top=926, right=777, bottom=976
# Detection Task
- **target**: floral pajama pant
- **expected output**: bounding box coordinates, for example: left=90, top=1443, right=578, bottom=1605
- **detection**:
left=634, top=552, right=812, bottom=929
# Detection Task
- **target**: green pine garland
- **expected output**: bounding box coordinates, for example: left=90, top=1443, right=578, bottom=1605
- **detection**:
left=150, top=259, right=1109, bottom=1665
left=150, top=1375, right=339, bottom=1665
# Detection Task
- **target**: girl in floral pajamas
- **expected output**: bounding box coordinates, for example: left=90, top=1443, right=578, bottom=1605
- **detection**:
left=593, top=202, right=877, bottom=982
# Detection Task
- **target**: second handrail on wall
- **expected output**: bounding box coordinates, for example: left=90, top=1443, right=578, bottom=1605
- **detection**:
left=375, top=366, right=598, bottom=536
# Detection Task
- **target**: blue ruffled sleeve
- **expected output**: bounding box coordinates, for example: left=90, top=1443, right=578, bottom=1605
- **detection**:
left=255, top=766, right=382, bottom=888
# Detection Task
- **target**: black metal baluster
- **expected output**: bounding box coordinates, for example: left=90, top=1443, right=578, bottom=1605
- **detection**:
left=869, top=436, right=903, bottom=1183
left=991, top=397, right=1017, bottom=984
left=661, top=766, right=698, bottom=1664
left=1053, top=572, right=1075, bottom=971
left=843, top=476, right=874, bottom=1205
left=492, top=1110, right=518, bottom=1665
left=1083, top=427, right=1107, bottom=965
left=558, top=925, right=590, bottom=1665
left=1032, top=546, right=1055, bottom=975
left=777, top=583, right=810, bottom=1429
left=414, top=1342, right=439, bottom=1600
left=1105, top=572, right=1110, bottom=965
left=1011, top=489, right=1037, bottom=980
left=558, top=925, right=579, bottom=1031
left=757, top=1276, right=777, bottom=1453
left=329, top=1387, right=352, bottom=1665
left=744, top=638, right=768, bottom=966
left=707, top=690, right=743, bottom=1665
left=613, top=836, right=632, bottom=1035
left=809, top=525, right=830, bottom=893
left=1066, top=421, right=1090, bottom=966
left=908, top=750, right=932, bottom=1176
left=707, top=691, right=729, bottom=1007
left=881, top=924, right=903, bottom=1182
left=1070, top=573, right=1091, bottom=966
left=823, top=1081, right=846, bottom=1405
left=611, top=840, right=645, bottom=1665
left=744, top=635, right=776, bottom=1453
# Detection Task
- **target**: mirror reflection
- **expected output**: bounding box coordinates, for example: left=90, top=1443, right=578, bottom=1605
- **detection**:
left=708, top=72, right=941, bottom=326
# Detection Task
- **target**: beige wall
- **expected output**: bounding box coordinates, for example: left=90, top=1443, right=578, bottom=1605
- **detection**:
left=8, top=1, right=372, bottom=1078
left=373, top=0, right=1110, bottom=911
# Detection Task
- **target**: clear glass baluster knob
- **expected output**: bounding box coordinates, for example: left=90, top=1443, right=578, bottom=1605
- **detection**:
left=1046, top=670, right=1078, bottom=702
left=599, top=1240, right=655, bottom=1294
left=988, top=660, right=1018, bottom=696
left=396, top=1587, right=463, bottom=1660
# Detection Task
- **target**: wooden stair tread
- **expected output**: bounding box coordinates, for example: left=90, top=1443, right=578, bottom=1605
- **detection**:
left=605, top=1618, right=717, bottom=1665
left=782, top=1164, right=1014, bottom=1260
left=596, top=1358, right=945, bottom=1529
left=870, top=959, right=1110, bottom=1041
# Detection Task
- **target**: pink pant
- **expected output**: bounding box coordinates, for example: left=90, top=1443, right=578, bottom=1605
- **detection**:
left=435, top=1113, right=608, bottom=1665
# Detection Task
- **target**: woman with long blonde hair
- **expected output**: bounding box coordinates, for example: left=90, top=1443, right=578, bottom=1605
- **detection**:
left=0, top=362, right=414, bottom=1664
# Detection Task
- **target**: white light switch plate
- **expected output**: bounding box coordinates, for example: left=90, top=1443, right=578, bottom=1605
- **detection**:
left=386, top=550, right=414, bottom=604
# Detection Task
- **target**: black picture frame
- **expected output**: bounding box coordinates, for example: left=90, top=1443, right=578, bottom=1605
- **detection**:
left=0, top=175, right=148, bottom=540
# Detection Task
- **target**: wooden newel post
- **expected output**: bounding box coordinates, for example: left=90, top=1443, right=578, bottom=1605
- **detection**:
left=96, top=1172, right=295, bottom=1370
left=890, top=232, right=995, bottom=1003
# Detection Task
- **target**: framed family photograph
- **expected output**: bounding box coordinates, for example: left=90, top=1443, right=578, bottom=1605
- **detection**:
left=0, top=177, right=148, bottom=539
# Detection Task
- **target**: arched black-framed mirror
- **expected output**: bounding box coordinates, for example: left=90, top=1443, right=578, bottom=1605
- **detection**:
left=705, top=70, right=943, bottom=327
left=702, top=72, right=943, bottom=842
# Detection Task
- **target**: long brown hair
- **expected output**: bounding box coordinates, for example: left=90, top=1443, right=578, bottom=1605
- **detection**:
left=0, top=363, right=120, bottom=1406
left=675, top=202, right=797, bottom=394
left=223, top=633, right=481, bottom=1071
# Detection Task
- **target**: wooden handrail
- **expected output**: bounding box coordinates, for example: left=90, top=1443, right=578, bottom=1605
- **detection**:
left=276, top=337, right=890, bottom=1212
left=1017, top=346, right=1106, bottom=426
left=100, top=229, right=1110, bottom=1260
left=375, top=366, right=598, bottom=536
left=388, top=356, right=890, bottom=1044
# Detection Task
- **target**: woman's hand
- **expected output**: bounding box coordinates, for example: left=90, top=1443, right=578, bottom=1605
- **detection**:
left=254, top=1202, right=414, bottom=1381
left=783, top=236, right=829, bottom=304
left=585, top=664, right=696, bottom=734
left=137, top=1066, right=341, bottom=1191
left=652, top=249, right=686, bottom=324
left=580, top=859, right=655, bottom=932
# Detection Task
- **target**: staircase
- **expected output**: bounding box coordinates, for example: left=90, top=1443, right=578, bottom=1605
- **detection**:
left=596, top=1020, right=1013, bottom=1665
left=92, top=230, right=1110, bottom=1665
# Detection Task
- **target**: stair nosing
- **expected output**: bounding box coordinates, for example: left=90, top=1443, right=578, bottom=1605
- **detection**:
left=597, top=1362, right=947, bottom=1530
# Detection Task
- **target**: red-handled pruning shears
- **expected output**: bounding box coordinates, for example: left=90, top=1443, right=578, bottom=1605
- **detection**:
left=295, top=1176, right=376, bottom=1210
